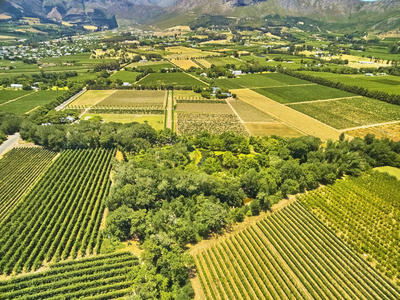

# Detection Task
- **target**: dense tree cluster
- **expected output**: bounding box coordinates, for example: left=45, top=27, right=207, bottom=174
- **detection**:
left=102, top=131, right=400, bottom=299
left=0, top=71, right=78, bottom=89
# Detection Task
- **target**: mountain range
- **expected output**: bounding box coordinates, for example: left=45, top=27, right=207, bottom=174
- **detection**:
left=1, top=0, right=400, bottom=32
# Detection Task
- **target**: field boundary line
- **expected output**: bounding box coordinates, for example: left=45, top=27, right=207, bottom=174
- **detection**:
left=0, top=91, right=36, bottom=107
left=341, top=120, right=400, bottom=132
left=244, top=121, right=278, bottom=124
left=56, top=88, right=87, bottom=111
left=185, top=72, right=210, bottom=86
left=225, top=98, right=251, bottom=136
left=285, top=96, right=363, bottom=106
left=189, top=197, right=296, bottom=256
left=252, top=83, right=317, bottom=89
left=166, top=91, right=173, bottom=130
left=135, top=73, right=150, bottom=84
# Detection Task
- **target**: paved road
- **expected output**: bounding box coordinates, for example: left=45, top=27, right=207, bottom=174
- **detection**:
left=0, top=133, right=20, bottom=156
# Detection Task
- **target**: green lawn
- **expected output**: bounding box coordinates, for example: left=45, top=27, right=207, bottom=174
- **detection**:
left=137, top=72, right=207, bottom=87
left=292, top=97, right=400, bottom=129
left=253, top=84, right=355, bottom=104
left=0, top=90, right=66, bottom=114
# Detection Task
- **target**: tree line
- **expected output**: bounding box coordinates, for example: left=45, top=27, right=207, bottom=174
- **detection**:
left=279, top=69, right=400, bottom=106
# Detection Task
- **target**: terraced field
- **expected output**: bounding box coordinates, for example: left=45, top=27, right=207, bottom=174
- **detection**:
left=0, top=148, right=57, bottom=222
left=0, top=148, right=115, bottom=275
left=0, top=252, right=138, bottom=300
left=195, top=201, right=400, bottom=299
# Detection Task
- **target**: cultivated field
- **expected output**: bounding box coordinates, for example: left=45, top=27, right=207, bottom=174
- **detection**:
left=195, top=59, right=212, bottom=68
left=0, top=148, right=114, bottom=275
left=68, top=90, right=116, bottom=107
left=300, top=71, right=400, bottom=95
left=176, top=103, right=234, bottom=114
left=346, top=122, right=400, bottom=141
left=228, top=99, right=276, bottom=122
left=0, top=91, right=65, bottom=114
left=171, top=59, right=201, bottom=70
left=214, top=73, right=310, bottom=89
left=174, top=90, right=209, bottom=100
left=96, top=90, right=166, bottom=108
left=176, top=113, right=248, bottom=136
left=203, top=56, right=241, bottom=66
left=0, top=90, right=33, bottom=105
left=83, top=114, right=164, bottom=130
left=127, top=61, right=173, bottom=71
left=292, top=97, right=400, bottom=130
left=233, top=89, right=343, bottom=141
left=165, top=46, right=218, bottom=60
left=245, top=123, right=303, bottom=137
left=195, top=201, right=400, bottom=299
left=0, top=148, right=57, bottom=222
left=253, top=85, right=356, bottom=104
left=300, top=172, right=400, bottom=286
left=110, top=71, right=141, bottom=83
left=137, top=72, right=207, bottom=87
left=0, top=252, right=138, bottom=299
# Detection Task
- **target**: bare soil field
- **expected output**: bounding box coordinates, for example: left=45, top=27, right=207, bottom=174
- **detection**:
left=245, top=123, right=304, bottom=137
left=346, top=122, right=400, bottom=141
left=228, top=99, right=276, bottom=122
left=233, top=89, right=345, bottom=141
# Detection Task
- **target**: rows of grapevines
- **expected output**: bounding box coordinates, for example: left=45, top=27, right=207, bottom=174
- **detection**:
left=0, top=148, right=57, bottom=222
left=299, top=172, right=400, bottom=286
left=195, top=201, right=400, bottom=300
left=0, top=252, right=137, bottom=300
left=0, top=148, right=115, bottom=275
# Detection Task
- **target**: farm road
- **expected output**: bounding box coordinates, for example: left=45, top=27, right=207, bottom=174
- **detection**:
left=166, top=91, right=173, bottom=129
left=342, top=120, right=400, bottom=132
left=0, top=133, right=20, bottom=157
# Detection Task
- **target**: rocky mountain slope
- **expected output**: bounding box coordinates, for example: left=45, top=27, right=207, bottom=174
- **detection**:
left=1, top=0, right=400, bottom=31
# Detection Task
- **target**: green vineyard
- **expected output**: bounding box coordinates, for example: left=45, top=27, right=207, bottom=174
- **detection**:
left=299, top=172, right=400, bottom=285
left=195, top=202, right=400, bottom=300
left=0, top=148, right=115, bottom=275
left=0, top=148, right=57, bottom=222
left=0, top=252, right=138, bottom=300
